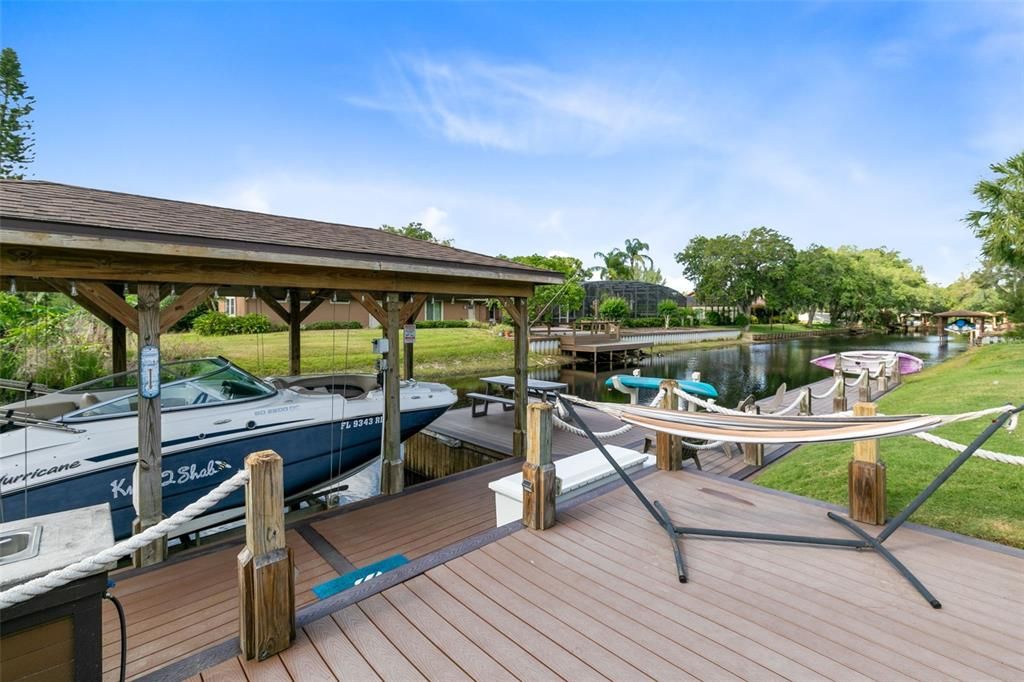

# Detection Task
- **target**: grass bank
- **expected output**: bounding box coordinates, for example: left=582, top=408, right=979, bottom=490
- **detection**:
left=755, top=343, right=1024, bottom=547
left=158, top=328, right=563, bottom=379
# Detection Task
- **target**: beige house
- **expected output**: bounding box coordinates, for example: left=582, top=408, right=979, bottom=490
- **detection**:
left=219, top=295, right=492, bottom=327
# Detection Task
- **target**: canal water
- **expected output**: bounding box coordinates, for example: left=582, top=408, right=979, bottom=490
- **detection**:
left=447, top=333, right=968, bottom=409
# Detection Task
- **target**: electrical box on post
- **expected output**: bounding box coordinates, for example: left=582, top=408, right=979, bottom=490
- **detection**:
left=372, top=338, right=390, bottom=355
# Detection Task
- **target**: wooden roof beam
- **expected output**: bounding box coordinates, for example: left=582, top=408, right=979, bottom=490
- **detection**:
left=350, top=291, right=387, bottom=326
left=74, top=280, right=140, bottom=334
left=40, top=278, right=113, bottom=327
left=400, top=294, right=428, bottom=324
left=297, top=289, right=330, bottom=323
left=255, top=288, right=290, bottom=321
left=160, top=285, right=216, bottom=334
left=497, top=296, right=524, bottom=328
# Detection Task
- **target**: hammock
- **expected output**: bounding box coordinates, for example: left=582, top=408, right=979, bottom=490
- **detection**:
left=564, top=396, right=943, bottom=444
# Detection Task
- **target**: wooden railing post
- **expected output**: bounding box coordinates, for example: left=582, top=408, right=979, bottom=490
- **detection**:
left=656, top=380, right=682, bottom=470
left=878, top=363, right=889, bottom=393
left=831, top=364, right=847, bottom=411
left=848, top=403, right=886, bottom=525
left=742, top=404, right=764, bottom=466
left=238, top=450, right=295, bottom=661
left=799, top=386, right=812, bottom=416
left=858, top=371, right=871, bottom=403
left=523, top=403, right=556, bottom=530
left=891, top=358, right=901, bottom=386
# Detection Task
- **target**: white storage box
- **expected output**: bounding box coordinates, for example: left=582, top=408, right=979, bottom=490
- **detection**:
left=488, top=446, right=654, bottom=527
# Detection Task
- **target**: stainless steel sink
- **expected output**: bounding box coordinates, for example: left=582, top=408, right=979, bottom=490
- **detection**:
left=0, top=524, right=42, bottom=565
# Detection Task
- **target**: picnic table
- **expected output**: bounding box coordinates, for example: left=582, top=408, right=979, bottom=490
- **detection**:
left=468, top=375, right=569, bottom=417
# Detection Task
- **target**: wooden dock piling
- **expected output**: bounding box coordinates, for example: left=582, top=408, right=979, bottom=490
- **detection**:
left=656, top=380, right=682, bottom=470
left=238, top=450, right=295, bottom=661
left=848, top=402, right=886, bottom=525
left=522, top=403, right=556, bottom=530
left=742, top=404, right=764, bottom=466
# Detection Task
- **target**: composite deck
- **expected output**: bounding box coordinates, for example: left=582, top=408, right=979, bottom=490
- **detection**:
left=101, top=459, right=524, bottom=680
left=183, top=469, right=1024, bottom=681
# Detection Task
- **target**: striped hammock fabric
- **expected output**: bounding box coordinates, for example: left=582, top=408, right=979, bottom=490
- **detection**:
left=565, top=397, right=943, bottom=444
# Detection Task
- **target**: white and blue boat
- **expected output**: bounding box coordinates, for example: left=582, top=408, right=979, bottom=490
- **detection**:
left=0, top=357, right=456, bottom=538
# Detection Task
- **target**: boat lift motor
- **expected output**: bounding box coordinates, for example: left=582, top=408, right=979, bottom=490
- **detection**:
left=372, top=337, right=390, bottom=387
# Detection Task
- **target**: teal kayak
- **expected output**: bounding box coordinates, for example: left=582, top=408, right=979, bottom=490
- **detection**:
left=605, top=375, right=718, bottom=399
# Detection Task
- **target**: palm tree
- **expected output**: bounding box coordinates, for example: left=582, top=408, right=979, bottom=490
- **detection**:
left=593, top=248, right=630, bottom=280
left=622, top=238, right=654, bottom=277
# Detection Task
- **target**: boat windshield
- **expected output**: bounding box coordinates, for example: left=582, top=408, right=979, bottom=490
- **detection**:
left=63, top=358, right=276, bottom=420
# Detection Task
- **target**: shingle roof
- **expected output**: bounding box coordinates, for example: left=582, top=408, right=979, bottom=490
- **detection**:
left=0, top=180, right=559, bottom=282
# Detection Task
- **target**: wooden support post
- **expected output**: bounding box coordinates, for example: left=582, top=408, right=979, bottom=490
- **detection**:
left=111, top=320, right=127, bottom=375
left=512, top=297, right=529, bottom=458
left=848, top=402, right=886, bottom=525
left=858, top=372, right=871, bottom=403
left=799, top=386, right=812, bottom=416
left=380, top=293, right=403, bottom=495
left=742, top=405, right=764, bottom=466
left=656, top=380, right=682, bottom=471
left=833, top=366, right=846, bottom=413
left=523, top=403, right=556, bottom=530
left=132, top=283, right=166, bottom=567
left=401, top=294, right=427, bottom=380
left=238, top=450, right=295, bottom=661
left=891, top=357, right=901, bottom=385
left=878, top=363, right=889, bottom=393
left=287, top=288, right=301, bottom=375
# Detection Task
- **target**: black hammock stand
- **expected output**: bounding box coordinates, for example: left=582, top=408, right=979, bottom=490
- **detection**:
left=555, top=397, right=1024, bottom=609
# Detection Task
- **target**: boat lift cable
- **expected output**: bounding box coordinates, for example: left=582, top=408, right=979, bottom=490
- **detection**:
left=0, top=468, right=251, bottom=610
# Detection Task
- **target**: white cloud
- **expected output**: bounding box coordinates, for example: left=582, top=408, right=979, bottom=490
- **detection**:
left=418, top=206, right=454, bottom=241
left=349, top=56, right=685, bottom=154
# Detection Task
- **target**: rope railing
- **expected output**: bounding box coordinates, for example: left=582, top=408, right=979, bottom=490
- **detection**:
left=810, top=377, right=842, bottom=400
left=0, top=468, right=250, bottom=610
left=844, top=370, right=869, bottom=388
left=552, top=388, right=666, bottom=439
left=913, top=431, right=1024, bottom=466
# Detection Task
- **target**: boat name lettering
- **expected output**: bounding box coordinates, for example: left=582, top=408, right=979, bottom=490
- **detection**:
left=254, top=405, right=298, bottom=417
left=343, top=416, right=383, bottom=430
left=0, top=460, right=81, bottom=486
left=110, top=460, right=224, bottom=499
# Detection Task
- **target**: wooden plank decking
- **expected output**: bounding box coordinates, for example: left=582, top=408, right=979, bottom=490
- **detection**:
left=189, top=469, right=1024, bottom=681
left=102, top=459, right=523, bottom=680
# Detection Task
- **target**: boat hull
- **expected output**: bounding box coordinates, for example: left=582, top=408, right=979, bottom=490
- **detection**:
left=605, top=375, right=718, bottom=399
left=810, top=351, right=923, bottom=377
left=1, top=405, right=447, bottom=539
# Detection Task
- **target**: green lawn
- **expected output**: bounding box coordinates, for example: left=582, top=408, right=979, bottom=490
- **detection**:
left=755, top=343, right=1024, bottom=547
left=158, top=328, right=558, bottom=379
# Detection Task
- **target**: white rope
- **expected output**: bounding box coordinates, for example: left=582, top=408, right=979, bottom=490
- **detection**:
left=0, top=469, right=250, bottom=610
left=770, top=392, right=806, bottom=416
left=844, top=370, right=869, bottom=388
left=553, top=388, right=666, bottom=439
left=810, top=377, right=842, bottom=400
left=673, top=387, right=748, bottom=415
left=913, top=431, right=1024, bottom=466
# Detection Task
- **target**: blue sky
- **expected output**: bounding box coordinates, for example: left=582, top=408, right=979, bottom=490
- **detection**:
left=3, top=1, right=1022, bottom=289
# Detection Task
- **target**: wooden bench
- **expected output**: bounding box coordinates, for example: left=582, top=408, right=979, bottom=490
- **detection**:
left=467, top=392, right=516, bottom=417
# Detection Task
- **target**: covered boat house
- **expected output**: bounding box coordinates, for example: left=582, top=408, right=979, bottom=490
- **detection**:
left=0, top=179, right=562, bottom=566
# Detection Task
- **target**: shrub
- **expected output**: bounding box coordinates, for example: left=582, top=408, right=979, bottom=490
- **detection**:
left=621, top=317, right=665, bottom=328
left=162, top=296, right=214, bottom=332
left=705, top=310, right=722, bottom=325
left=733, top=313, right=749, bottom=328
left=304, top=320, right=363, bottom=330
left=0, top=308, right=108, bottom=395
left=656, top=299, right=680, bottom=318
left=416, top=320, right=470, bottom=329
left=192, top=311, right=272, bottom=336
left=599, top=297, right=630, bottom=322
